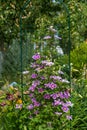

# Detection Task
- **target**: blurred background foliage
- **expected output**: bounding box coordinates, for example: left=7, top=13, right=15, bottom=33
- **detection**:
left=0, top=0, right=87, bottom=83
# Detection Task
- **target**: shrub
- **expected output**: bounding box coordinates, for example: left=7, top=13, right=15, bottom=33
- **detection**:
left=0, top=26, right=72, bottom=130
left=71, top=78, right=87, bottom=129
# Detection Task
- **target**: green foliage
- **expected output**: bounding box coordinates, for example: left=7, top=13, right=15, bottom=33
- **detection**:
left=2, top=38, right=34, bottom=82
left=0, top=0, right=87, bottom=51
left=0, top=0, right=87, bottom=129
left=1, top=73, right=87, bottom=129
left=0, top=0, right=87, bottom=81
left=71, top=78, right=87, bottom=129
left=59, top=0, right=87, bottom=49
left=71, top=42, right=87, bottom=77
left=0, top=47, right=71, bottom=130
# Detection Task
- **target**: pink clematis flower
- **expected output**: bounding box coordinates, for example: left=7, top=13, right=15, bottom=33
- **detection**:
left=32, top=53, right=41, bottom=60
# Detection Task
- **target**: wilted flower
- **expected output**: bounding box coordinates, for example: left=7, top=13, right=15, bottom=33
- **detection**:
left=32, top=80, right=40, bottom=86
left=66, top=115, right=72, bottom=120
left=34, top=110, right=39, bottom=115
left=30, top=62, right=39, bottom=68
left=65, top=101, right=73, bottom=107
left=43, top=36, right=52, bottom=39
left=49, top=26, right=57, bottom=33
left=42, top=60, right=54, bottom=66
left=27, top=104, right=34, bottom=110
left=54, top=34, right=62, bottom=40
left=22, top=70, right=29, bottom=75
left=56, top=46, right=64, bottom=55
left=40, top=76, right=46, bottom=80
left=55, top=112, right=62, bottom=115
left=16, top=104, right=22, bottom=109
left=50, top=75, right=62, bottom=80
left=0, top=102, right=6, bottom=107
left=61, top=79, right=69, bottom=83
left=58, top=70, right=64, bottom=75
left=6, top=93, right=14, bottom=101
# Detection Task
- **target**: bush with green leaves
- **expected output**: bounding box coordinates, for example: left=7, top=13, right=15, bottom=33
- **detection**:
left=1, top=76, right=87, bottom=130
left=26, top=52, right=72, bottom=129
left=0, top=52, right=72, bottom=130
left=71, top=42, right=87, bottom=78
left=0, top=27, right=73, bottom=130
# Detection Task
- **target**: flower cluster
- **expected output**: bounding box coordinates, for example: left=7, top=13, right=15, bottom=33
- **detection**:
left=44, top=82, right=57, bottom=90
left=27, top=53, right=73, bottom=121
